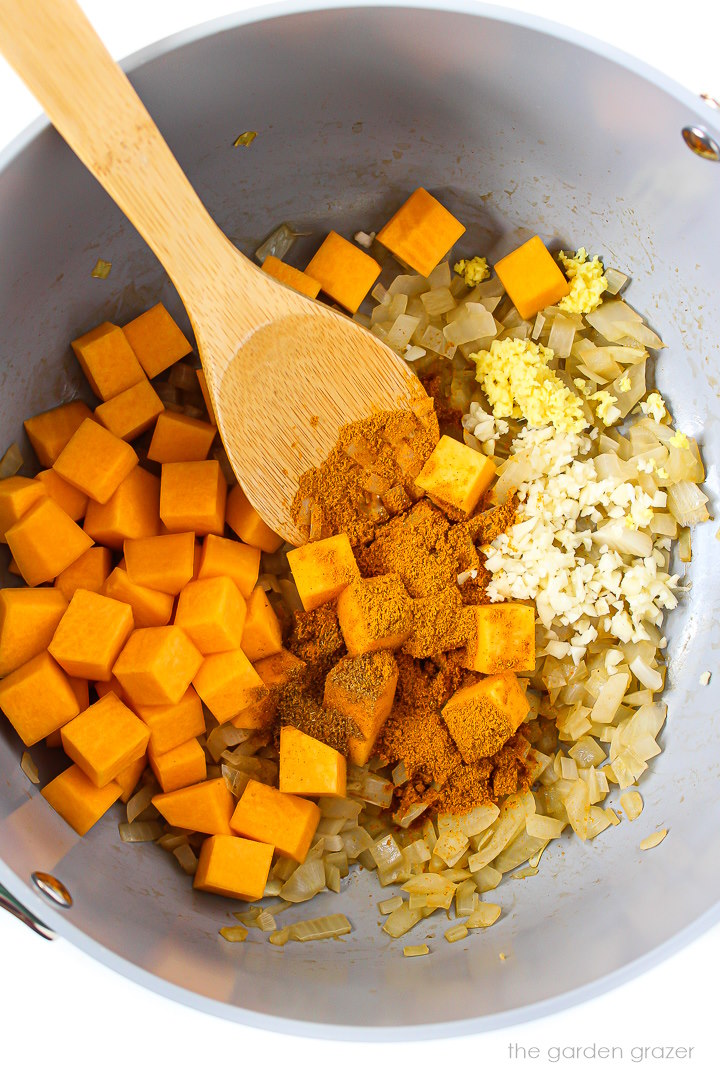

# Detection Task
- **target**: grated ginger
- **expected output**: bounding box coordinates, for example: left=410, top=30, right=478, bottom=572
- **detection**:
left=558, top=248, right=608, bottom=314
left=454, top=255, right=490, bottom=286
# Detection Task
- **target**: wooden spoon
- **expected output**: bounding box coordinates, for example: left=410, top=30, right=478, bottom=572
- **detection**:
left=0, top=0, right=424, bottom=544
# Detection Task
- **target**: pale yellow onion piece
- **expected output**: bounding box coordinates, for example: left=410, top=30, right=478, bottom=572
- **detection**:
left=286, top=914, right=352, bottom=942
left=455, top=879, right=477, bottom=917
left=383, top=902, right=424, bottom=939
left=437, top=803, right=500, bottom=838
left=442, top=866, right=473, bottom=883
left=0, top=442, right=23, bottom=479
left=370, top=834, right=404, bottom=876
left=126, top=782, right=157, bottom=823
left=620, top=791, right=644, bottom=821
left=493, top=831, right=547, bottom=874
left=409, top=891, right=453, bottom=911
left=317, top=796, right=363, bottom=818
left=234, top=906, right=262, bottom=926
left=433, top=828, right=469, bottom=868
left=512, top=866, right=538, bottom=880
left=315, top=817, right=345, bottom=837
left=640, top=829, right=667, bottom=850
left=403, top=945, right=430, bottom=957
left=468, top=792, right=534, bottom=872
left=256, top=910, right=277, bottom=933
left=586, top=806, right=614, bottom=839
left=465, top=903, right=502, bottom=929
left=326, top=865, right=341, bottom=893
left=378, top=896, right=403, bottom=916
left=526, top=813, right=564, bottom=840
left=219, top=926, right=248, bottom=942
left=590, top=672, right=631, bottom=724
left=280, top=859, right=326, bottom=902
left=119, top=821, right=163, bottom=843
left=528, top=841, right=550, bottom=869
left=402, top=873, right=456, bottom=900
left=445, top=925, right=469, bottom=944
left=569, top=735, right=606, bottom=768
left=341, top=825, right=373, bottom=858
left=269, top=927, right=291, bottom=946
left=472, top=866, right=503, bottom=893
left=563, top=779, right=590, bottom=841
left=172, top=843, right=198, bottom=876
left=20, top=751, right=39, bottom=785
left=402, top=838, right=432, bottom=865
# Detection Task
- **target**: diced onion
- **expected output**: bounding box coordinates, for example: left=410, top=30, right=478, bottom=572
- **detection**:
left=20, top=751, right=39, bottom=784
left=640, top=828, right=667, bottom=850
left=0, top=442, right=23, bottom=479
left=119, top=821, right=163, bottom=842
left=220, top=926, right=248, bottom=942
left=287, top=914, right=351, bottom=941
left=280, top=859, right=326, bottom=902
left=465, top=903, right=501, bottom=928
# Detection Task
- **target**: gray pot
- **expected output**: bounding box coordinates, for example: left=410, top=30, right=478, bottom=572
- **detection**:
left=1, top=0, right=719, bottom=1040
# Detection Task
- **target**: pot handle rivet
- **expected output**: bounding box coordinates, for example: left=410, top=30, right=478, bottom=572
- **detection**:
left=681, top=125, right=720, bottom=161
left=31, top=871, right=73, bottom=908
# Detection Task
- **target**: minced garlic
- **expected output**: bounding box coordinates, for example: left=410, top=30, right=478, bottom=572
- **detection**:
left=454, top=255, right=490, bottom=286
left=558, top=248, right=608, bottom=314
left=472, top=337, right=587, bottom=434
left=640, top=391, right=668, bottom=423
left=618, top=375, right=632, bottom=393
left=669, top=431, right=689, bottom=449
left=588, top=390, right=621, bottom=426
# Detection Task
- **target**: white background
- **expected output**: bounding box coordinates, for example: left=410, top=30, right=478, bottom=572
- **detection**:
left=1, top=1, right=719, bottom=1076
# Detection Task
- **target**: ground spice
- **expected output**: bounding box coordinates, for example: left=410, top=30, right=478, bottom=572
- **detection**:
left=325, top=650, right=397, bottom=706
left=403, top=587, right=468, bottom=658
left=341, top=574, right=413, bottom=647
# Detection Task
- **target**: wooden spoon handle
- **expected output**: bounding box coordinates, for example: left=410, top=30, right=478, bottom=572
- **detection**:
left=0, top=0, right=241, bottom=312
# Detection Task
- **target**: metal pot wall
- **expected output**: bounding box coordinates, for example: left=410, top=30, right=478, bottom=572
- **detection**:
left=1, top=0, right=719, bottom=1039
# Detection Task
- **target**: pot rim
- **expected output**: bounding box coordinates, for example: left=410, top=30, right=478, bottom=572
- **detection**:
left=1, top=0, right=718, bottom=1040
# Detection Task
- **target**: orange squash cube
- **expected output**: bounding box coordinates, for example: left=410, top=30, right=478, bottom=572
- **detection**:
left=83, top=466, right=161, bottom=549
left=442, top=671, right=529, bottom=764
left=324, top=651, right=398, bottom=767
left=23, top=400, right=93, bottom=467
left=49, top=588, right=134, bottom=682
left=113, top=626, right=203, bottom=706
left=68, top=675, right=90, bottom=713
left=147, top=411, right=216, bottom=463
left=193, top=647, right=268, bottom=723
left=415, top=434, right=495, bottom=517
left=36, top=469, right=88, bottom=521
left=226, top=486, right=283, bottom=553
left=54, top=546, right=112, bottom=602
left=136, top=687, right=205, bottom=755
left=376, top=188, right=466, bottom=278
left=231, top=778, right=320, bottom=863
left=41, top=764, right=121, bottom=836
left=240, top=586, right=282, bottom=661
left=71, top=321, right=145, bottom=400
left=94, top=378, right=164, bottom=441
left=122, top=303, right=192, bottom=379
left=287, top=533, right=359, bottom=612
left=336, top=574, right=413, bottom=656
left=124, top=531, right=195, bottom=595
left=0, top=650, right=80, bottom=746
left=279, top=726, right=346, bottom=797
left=5, top=498, right=93, bottom=585
left=231, top=648, right=306, bottom=731
left=61, top=692, right=150, bottom=787
left=261, top=255, right=321, bottom=299
left=53, top=419, right=138, bottom=505
left=160, top=460, right=226, bottom=536
left=152, top=777, right=235, bottom=835
left=0, top=586, right=67, bottom=677
left=115, top=755, right=146, bottom=803
left=103, top=567, right=174, bottom=628
left=463, top=602, right=536, bottom=674
left=175, top=575, right=247, bottom=654
left=197, top=534, right=260, bottom=599
left=305, top=231, right=381, bottom=313
left=149, top=736, right=207, bottom=793
left=494, top=236, right=571, bottom=320
left=0, top=477, right=44, bottom=541
left=194, top=834, right=273, bottom=902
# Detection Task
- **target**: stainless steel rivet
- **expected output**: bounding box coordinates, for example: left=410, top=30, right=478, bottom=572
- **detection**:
left=681, top=125, right=720, bottom=161
left=31, top=872, right=73, bottom=908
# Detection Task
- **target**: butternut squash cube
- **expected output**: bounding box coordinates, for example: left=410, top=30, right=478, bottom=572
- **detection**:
left=36, top=469, right=88, bottom=521
left=376, top=188, right=466, bottom=277
left=175, top=575, right=247, bottom=654
left=152, top=776, right=235, bottom=835
left=231, top=649, right=306, bottom=730
left=24, top=401, right=93, bottom=467
left=160, top=460, right=226, bottom=536
left=193, top=647, right=267, bottom=723
left=54, top=546, right=112, bottom=602
left=147, top=411, right=216, bottom=463
left=115, top=755, right=146, bottom=803
left=113, top=626, right=203, bottom=706
left=0, top=477, right=44, bottom=541
left=494, top=235, right=571, bottom=320
left=231, top=778, right=320, bottom=862
left=41, top=764, right=121, bottom=836
left=122, top=303, right=192, bottom=379
left=442, top=671, right=529, bottom=764
left=49, top=588, right=134, bottom=681
left=124, top=531, right=195, bottom=594
left=5, top=498, right=93, bottom=585
left=194, top=834, right=273, bottom=902
left=71, top=321, right=145, bottom=400
left=305, top=231, right=381, bottom=313
left=415, top=435, right=495, bottom=517
left=226, top=486, right=283, bottom=553
left=136, top=686, right=205, bottom=755
left=149, top=736, right=207, bottom=793
left=287, top=533, right=359, bottom=612
left=336, top=574, right=412, bottom=656
left=279, top=726, right=346, bottom=797
left=197, top=534, right=260, bottom=598
left=61, top=692, right=150, bottom=787
left=261, top=255, right=321, bottom=299
left=68, top=675, right=90, bottom=713
left=240, top=586, right=282, bottom=661
left=0, top=586, right=67, bottom=677
left=0, top=650, right=80, bottom=746
left=94, top=378, right=164, bottom=441
left=54, top=419, right=138, bottom=505
left=103, top=567, right=174, bottom=628
left=83, top=466, right=161, bottom=549
left=463, top=602, right=536, bottom=674
left=324, top=651, right=398, bottom=766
